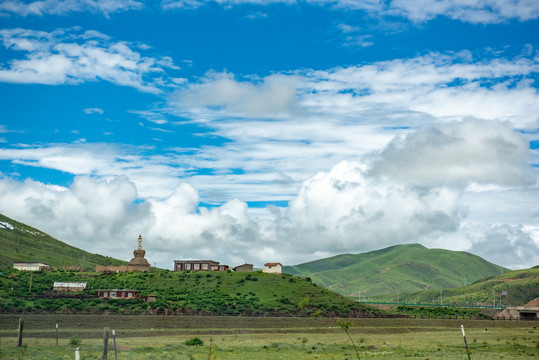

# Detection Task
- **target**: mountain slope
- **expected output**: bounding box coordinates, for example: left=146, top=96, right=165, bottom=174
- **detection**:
left=284, top=244, right=507, bottom=298
left=395, top=266, right=539, bottom=306
left=0, top=213, right=125, bottom=269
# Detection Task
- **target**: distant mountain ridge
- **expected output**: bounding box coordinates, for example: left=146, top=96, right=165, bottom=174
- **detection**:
left=0, top=213, right=125, bottom=269
left=284, top=244, right=508, bottom=298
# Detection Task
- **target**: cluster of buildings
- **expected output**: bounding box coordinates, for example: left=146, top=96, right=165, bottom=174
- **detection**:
left=172, top=260, right=282, bottom=274
left=13, top=235, right=283, bottom=304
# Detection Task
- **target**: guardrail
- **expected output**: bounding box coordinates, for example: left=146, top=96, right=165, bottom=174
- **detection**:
left=360, top=301, right=505, bottom=309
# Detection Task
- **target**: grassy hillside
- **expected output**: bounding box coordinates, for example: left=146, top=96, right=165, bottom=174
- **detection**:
left=387, top=266, right=539, bottom=307
left=0, top=213, right=125, bottom=269
left=0, top=267, right=382, bottom=317
left=284, top=244, right=507, bottom=298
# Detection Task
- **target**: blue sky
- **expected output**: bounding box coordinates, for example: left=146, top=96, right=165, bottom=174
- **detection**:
left=0, top=0, right=538, bottom=271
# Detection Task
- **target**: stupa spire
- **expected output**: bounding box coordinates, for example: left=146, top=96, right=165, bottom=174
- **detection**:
left=129, top=234, right=150, bottom=271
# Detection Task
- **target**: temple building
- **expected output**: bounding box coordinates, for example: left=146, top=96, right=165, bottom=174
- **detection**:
left=96, top=235, right=150, bottom=272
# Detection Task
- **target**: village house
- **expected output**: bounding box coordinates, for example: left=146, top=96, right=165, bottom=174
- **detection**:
left=53, top=282, right=87, bottom=292
left=13, top=262, right=49, bottom=271
left=497, top=298, right=539, bottom=320
left=233, top=263, right=253, bottom=272
left=263, top=262, right=282, bottom=274
left=174, top=260, right=229, bottom=271
left=98, top=289, right=138, bottom=299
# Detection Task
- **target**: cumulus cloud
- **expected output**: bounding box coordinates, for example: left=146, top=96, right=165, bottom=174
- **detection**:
left=277, top=160, right=464, bottom=254
left=368, top=119, right=535, bottom=187
left=0, top=0, right=143, bottom=17
left=0, top=176, right=145, bottom=253
left=0, top=175, right=261, bottom=267
left=0, top=28, right=176, bottom=93
left=172, top=71, right=299, bottom=118
left=0, top=119, right=536, bottom=269
left=467, top=224, right=539, bottom=269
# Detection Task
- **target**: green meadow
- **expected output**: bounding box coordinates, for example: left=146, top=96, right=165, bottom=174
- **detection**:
left=0, top=267, right=378, bottom=317
left=1, top=315, right=538, bottom=359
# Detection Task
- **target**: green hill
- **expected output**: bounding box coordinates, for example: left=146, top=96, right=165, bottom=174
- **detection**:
left=392, top=266, right=539, bottom=307
left=0, top=214, right=381, bottom=317
left=0, top=267, right=381, bottom=317
left=284, top=244, right=507, bottom=298
left=0, top=213, right=125, bottom=270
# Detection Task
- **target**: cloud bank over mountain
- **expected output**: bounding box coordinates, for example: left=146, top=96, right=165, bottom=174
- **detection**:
left=1, top=118, right=537, bottom=268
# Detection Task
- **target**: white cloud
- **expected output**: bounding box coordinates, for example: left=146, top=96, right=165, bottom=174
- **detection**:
left=161, top=0, right=539, bottom=24
left=0, top=119, right=536, bottom=269
left=172, top=71, right=299, bottom=118
left=0, top=28, right=175, bottom=93
left=245, top=11, right=267, bottom=19
left=301, top=53, right=539, bottom=128
left=0, top=175, right=262, bottom=268
left=368, top=119, right=535, bottom=187
left=468, top=224, right=539, bottom=269
left=0, top=45, right=538, bottom=269
left=83, top=108, right=104, bottom=114
left=172, top=52, right=539, bottom=128
left=3, top=0, right=536, bottom=24
left=0, top=0, right=143, bottom=17
left=389, top=0, right=539, bottom=24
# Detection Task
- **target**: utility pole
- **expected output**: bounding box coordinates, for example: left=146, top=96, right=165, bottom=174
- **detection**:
left=440, top=290, right=443, bottom=305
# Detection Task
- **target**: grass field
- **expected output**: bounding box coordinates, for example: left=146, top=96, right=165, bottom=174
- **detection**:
left=1, top=315, right=538, bottom=359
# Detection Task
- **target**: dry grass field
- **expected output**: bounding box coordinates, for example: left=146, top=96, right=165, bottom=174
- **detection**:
left=1, top=315, right=537, bottom=359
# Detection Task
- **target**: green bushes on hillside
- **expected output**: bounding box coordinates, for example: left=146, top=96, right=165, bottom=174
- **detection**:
left=0, top=268, right=381, bottom=317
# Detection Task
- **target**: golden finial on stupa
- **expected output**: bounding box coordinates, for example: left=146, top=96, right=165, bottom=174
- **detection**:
left=138, top=234, right=142, bottom=250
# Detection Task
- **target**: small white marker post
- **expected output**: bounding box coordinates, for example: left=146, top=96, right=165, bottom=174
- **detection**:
left=112, top=329, right=118, bottom=360
left=55, top=323, right=58, bottom=346
left=75, top=347, right=80, bottom=360
left=461, top=325, right=471, bottom=360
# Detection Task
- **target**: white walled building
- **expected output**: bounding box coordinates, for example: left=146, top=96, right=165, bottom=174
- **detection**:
left=263, top=262, right=282, bottom=274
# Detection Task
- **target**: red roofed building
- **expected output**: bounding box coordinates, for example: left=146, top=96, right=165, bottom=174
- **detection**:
left=263, top=262, right=282, bottom=274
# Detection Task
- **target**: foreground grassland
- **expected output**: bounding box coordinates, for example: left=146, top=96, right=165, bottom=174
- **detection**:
left=1, top=315, right=538, bottom=359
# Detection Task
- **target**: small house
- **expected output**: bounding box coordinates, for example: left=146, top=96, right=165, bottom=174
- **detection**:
left=140, top=294, right=157, bottom=302
left=263, top=262, right=282, bottom=274
left=98, top=289, right=138, bottom=299
left=174, top=260, right=229, bottom=271
left=53, top=282, right=87, bottom=292
left=13, top=262, right=49, bottom=271
left=233, top=263, right=253, bottom=272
